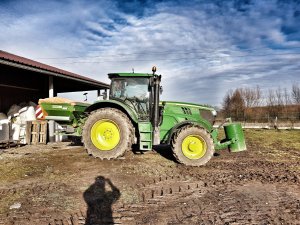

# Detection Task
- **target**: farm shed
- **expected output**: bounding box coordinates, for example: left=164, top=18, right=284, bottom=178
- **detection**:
left=0, top=50, right=109, bottom=142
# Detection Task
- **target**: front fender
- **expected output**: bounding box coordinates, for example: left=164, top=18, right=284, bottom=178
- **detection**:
left=166, top=120, right=212, bottom=144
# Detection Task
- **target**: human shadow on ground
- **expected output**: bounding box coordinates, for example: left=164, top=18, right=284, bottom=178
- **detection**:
left=83, top=176, right=120, bottom=225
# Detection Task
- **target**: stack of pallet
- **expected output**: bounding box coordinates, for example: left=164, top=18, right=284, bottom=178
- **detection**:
left=26, top=121, right=47, bottom=145
left=0, top=103, right=49, bottom=147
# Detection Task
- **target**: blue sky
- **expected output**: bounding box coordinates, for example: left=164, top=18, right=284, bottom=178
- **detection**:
left=0, top=0, right=300, bottom=106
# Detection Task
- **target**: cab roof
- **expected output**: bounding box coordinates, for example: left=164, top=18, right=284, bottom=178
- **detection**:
left=108, top=73, right=155, bottom=78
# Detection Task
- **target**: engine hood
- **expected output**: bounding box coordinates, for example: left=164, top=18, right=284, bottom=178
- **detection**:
left=160, top=101, right=217, bottom=115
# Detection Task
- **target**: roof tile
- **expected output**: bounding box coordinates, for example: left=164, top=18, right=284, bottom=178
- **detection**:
left=0, top=50, right=109, bottom=88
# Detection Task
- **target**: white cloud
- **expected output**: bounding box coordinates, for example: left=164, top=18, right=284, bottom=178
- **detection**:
left=0, top=0, right=300, bottom=106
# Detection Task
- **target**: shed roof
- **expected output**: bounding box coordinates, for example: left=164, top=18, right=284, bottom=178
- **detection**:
left=108, top=73, right=155, bottom=79
left=0, top=50, right=109, bottom=89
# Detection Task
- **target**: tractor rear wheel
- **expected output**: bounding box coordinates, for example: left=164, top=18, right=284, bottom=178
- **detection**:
left=82, top=108, right=134, bottom=160
left=171, top=125, right=214, bottom=166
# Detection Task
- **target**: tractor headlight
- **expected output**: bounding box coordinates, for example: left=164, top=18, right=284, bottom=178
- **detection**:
left=211, top=110, right=217, bottom=117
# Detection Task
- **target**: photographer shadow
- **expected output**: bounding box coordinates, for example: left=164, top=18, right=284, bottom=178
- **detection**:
left=83, top=176, right=120, bottom=225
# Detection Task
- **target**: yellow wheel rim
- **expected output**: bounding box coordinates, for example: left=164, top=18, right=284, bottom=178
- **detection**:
left=182, top=135, right=207, bottom=159
left=91, top=119, right=120, bottom=151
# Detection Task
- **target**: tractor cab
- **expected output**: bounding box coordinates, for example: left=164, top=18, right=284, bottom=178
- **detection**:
left=109, top=75, right=152, bottom=120
left=108, top=68, right=162, bottom=146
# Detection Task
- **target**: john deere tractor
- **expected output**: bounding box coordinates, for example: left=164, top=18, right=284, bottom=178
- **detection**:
left=40, top=67, right=246, bottom=166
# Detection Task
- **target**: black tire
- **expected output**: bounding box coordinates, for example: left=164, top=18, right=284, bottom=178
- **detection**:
left=82, top=108, right=134, bottom=160
left=171, top=125, right=214, bottom=166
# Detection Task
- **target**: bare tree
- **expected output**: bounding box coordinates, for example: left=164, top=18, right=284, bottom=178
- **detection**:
left=231, top=89, right=245, bottom=120
left=241, top=86, right=262, bottom=107
left=292, top=83, right=300, bottom=120
left=283, top=88, right=291, bottom=106
left=292, top=83, right=300, bottom=104
left=222, top=90, right=233, bottom=118
left=267, top=89, right=276, bottom=106
left=222, top=89, right=245, bottom=120
left=239, top=86, right=261, bottom=120
left=254, top=85, right=262, bottom=107
left=241, top=87, right=253, bottom=108
left=221, top=84, right=300, bottom=122
left=283, top=88, right=291, bottom=119
left=267, top=89, right=277, bottom=117
left=275, top=86, right=283, bottom=106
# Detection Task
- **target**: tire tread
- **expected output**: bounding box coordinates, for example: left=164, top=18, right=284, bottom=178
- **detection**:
left=82, top=108, right=134, bottom=160
left=171, top=125, right=214, bottom=166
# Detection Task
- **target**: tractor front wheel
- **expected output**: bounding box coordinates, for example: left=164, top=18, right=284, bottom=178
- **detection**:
left=171, top=125, right=214, bottom=166
left=82, top=108, right=134, bottom=160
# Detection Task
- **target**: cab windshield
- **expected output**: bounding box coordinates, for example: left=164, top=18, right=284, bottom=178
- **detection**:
left=110, top=77, right=150, bottom=120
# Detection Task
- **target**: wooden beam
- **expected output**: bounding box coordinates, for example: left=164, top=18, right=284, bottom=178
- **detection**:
left=0, top=84, right=38, bottom=91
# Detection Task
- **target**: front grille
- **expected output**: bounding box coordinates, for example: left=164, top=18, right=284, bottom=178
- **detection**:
left=181, top=107, right=192, bottom=115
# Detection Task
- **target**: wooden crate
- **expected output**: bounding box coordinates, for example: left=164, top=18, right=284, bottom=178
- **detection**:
left=26, top=121, right=48, bottom=145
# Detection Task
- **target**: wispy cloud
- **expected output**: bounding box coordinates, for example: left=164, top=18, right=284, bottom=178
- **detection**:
left=0, top=0, right=300, bottom=105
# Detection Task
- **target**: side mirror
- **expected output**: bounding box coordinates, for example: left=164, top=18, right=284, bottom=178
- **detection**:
left=83, top=92, right=88, bottom=101
left=99, top=90, right=108, bottom=100
left=159, top=86, right=163, bottom=95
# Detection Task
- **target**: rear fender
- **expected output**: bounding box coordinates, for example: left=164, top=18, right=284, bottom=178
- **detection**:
left=85, top=100, right=139, bottom=124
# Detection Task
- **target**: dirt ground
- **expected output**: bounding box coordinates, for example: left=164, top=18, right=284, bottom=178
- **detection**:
left=0, top=129, right=299, bottom=225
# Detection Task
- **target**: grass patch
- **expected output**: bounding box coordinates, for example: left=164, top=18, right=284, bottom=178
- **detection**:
left=244, top=129, right=300, bottom=150
left=0, top=189, right=28, bottom=214
left=0, top=157, right=49, bottom=183
left=242, top=129, right=300, bottom=162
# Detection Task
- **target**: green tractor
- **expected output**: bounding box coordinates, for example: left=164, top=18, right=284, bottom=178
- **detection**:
left=40, top=67, right=246, bottom=166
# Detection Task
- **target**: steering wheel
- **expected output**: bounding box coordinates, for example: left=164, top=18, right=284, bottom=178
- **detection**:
left=124, top=97, right=149, bottom=114
left=124, top=97, right=136, bottom=108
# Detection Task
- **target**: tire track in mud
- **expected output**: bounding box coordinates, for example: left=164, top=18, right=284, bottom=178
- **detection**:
left=179, top=160, right=300, bottom=186
left=0, top=182, right=67, bottom=196
left=118, top=176, right=206, bottom=223
left=0, top=182, right=75, bottom=225
left=0, top=175, right=199, bottom=224
left=1, top=160, right=300, bottom=224
left=114, top=180, right=300, bottom=225
left=48, top=175, right=207, bottom=225
left=115, top=168, right=299, bottom=225
left=137, top=181, right=299, bottom=224
left=2, top=171, right=300, bottom=225
left=168, top=183, right=300, bottom=225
